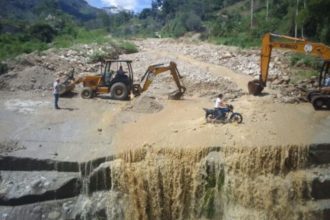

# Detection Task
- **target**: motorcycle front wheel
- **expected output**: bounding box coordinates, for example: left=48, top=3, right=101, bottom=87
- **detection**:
left=229, top=113, right=243, bottom=124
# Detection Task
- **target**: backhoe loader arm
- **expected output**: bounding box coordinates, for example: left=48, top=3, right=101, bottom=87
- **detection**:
left=249, top=33, right=330, bottom=95
left=139, top=61, right=186, bottom=99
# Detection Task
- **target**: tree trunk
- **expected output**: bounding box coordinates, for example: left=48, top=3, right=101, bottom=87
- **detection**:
left=301, top=0, right=306, bottom=37
left=295, top=0, right=300, bottom=38
left=266, top=0, right=269, bottom=21
left=251, top=0, right=254, bottom=29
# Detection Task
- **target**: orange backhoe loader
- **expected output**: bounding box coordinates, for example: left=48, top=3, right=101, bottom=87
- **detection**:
left=248, top=33, right=330, bottom=110
left=62, top=60, right=186, bottom=100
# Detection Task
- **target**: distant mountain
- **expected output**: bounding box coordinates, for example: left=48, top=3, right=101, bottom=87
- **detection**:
left=0, top=0, right=102, bottom=23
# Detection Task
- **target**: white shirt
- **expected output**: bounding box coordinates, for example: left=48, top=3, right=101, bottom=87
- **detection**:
left=53, top=81, right=60, bottom=95
left=325, top=77, right=330, bottom=87
left=215, top=97, right=222, bottom=108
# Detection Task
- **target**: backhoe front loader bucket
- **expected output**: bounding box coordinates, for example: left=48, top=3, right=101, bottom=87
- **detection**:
left=58, top=82, right=75, bottom=96
left=248, top=79, right=264, bottom=95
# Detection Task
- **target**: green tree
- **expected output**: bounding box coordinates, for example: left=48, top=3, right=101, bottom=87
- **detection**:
left=302, top=0, right=330, bottom=43
left=29, top=23, right=57, bottom=43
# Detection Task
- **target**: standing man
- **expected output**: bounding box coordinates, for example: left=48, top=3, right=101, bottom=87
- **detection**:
left=53, top=78, right=60, bottom=109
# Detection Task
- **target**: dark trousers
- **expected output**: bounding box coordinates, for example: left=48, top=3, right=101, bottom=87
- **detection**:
left=54, top=94, right=59, bottom=109
left=215, top=108, right=229, bottom=119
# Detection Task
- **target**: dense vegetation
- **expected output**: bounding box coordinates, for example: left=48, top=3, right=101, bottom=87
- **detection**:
left=0, top=0, right=134, bottom=61
left=108, top=0, right=330, bottom=47
left=0, top=0, right=329, bottom=62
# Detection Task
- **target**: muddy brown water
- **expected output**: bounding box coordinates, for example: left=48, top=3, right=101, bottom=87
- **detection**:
left=1, top=144, right=329, bottom=220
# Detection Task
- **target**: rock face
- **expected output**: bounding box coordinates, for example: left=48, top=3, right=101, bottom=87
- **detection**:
left=0, top=171, right=81, bottom=206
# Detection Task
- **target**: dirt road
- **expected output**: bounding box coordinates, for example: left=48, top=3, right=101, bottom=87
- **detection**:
left=114, top=39, right=330, bottom=151
left=0, top=38, right=329, bottom=161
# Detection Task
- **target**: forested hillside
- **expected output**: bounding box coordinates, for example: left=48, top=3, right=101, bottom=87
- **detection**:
left=109, top=0, right=330, bottom=46
left=0, top=0, right=329, bottom=62
left=0, top=0, right=112, bottom=61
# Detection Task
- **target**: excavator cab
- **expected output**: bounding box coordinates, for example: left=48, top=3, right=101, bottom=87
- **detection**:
left=319, top=61, right=330, bottom=88
left=307, top=61, right=330, bottom=109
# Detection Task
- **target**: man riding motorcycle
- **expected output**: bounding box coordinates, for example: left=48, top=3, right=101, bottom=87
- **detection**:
left=214, top=93, right=228, bottom=120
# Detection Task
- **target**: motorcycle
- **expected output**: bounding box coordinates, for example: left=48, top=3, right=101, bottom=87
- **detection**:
left=203, top=104, right=243, bottom=124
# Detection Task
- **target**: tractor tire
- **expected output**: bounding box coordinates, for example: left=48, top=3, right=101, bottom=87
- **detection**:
left=307, top=91, right=319, bottom=102
left=111, top=82, right=128, bottom=100
left=312, top=97, right=325, bottom=110
left=81, top=87, right=94, bottom=99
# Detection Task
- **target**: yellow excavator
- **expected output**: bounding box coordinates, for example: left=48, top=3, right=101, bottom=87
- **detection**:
left=61, top=60, right=186, bottom=100
left=248, top=33, right=330, bottom=110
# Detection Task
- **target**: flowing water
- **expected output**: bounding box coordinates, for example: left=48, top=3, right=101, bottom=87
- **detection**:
left=103, top=145, right=328, bottom=220
left=1, top=145, right=328, bottom=219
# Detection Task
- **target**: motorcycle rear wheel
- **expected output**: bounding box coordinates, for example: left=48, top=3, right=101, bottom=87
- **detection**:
left=206, top=114, right=215, bottom=123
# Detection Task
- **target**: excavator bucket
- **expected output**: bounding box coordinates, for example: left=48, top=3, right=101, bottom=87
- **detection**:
left=248, top=79, right=264, bottom=95
left=168, top=90, right=184, bottom=100
left=168, top=86, right=186, bottom=100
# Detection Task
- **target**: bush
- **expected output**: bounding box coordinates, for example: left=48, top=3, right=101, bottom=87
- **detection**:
left=116, top=41, right=138, bottom=54
left=0, top=34, right=48, bottom=60
left=291, top=70, right=320, bottom=83
left=161, top=14, right=187, bottom=38
left=185, top=12, right=204, bottom=32
left=53, top=35, right=75, bottom=48
left=88, top=51, right=109, bottom=63
left=29, top=23, right=57, bottom=43
left=290, top=54, right=321, bottom=69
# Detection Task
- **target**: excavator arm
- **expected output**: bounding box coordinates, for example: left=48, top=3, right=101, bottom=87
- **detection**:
left=248, top=33, right=330, bottom=95
left=137, top=61, right=186, bottom=99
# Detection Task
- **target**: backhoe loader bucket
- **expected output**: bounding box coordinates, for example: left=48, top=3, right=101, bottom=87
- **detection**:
left=58, top=82, right=75, bottom=95
left=168, top=86, right=186, bottom=100
left=248, top=79, right=264, bottom=95
left=58, top=69, right=76, bottom=96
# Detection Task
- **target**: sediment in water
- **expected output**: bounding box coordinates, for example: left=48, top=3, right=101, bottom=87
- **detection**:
left=105, top=144, right=325, bottom=220
left=1, top=144, right=329, bottom=220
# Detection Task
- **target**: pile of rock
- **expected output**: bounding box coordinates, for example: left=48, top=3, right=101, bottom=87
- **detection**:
left=120, top=49, right=243, bottom=100
left=269, top=76, right=319, bottom=103
left=136, top=39, right=318, bottom=103
left=0, top=43, right=118, bottom=93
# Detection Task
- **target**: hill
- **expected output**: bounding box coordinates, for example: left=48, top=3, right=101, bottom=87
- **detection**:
left=0, top=0, right=101, bottom=24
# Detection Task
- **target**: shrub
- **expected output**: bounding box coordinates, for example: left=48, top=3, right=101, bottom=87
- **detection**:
left=185, top=12, right=204, bottom=32
left=290, top=54, right=321, bottom=69
left=117, top=41, right=138, bottom=54
left=29, top=23, right=57, bottom=43
left=88, top=49, right=120, bottom=63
